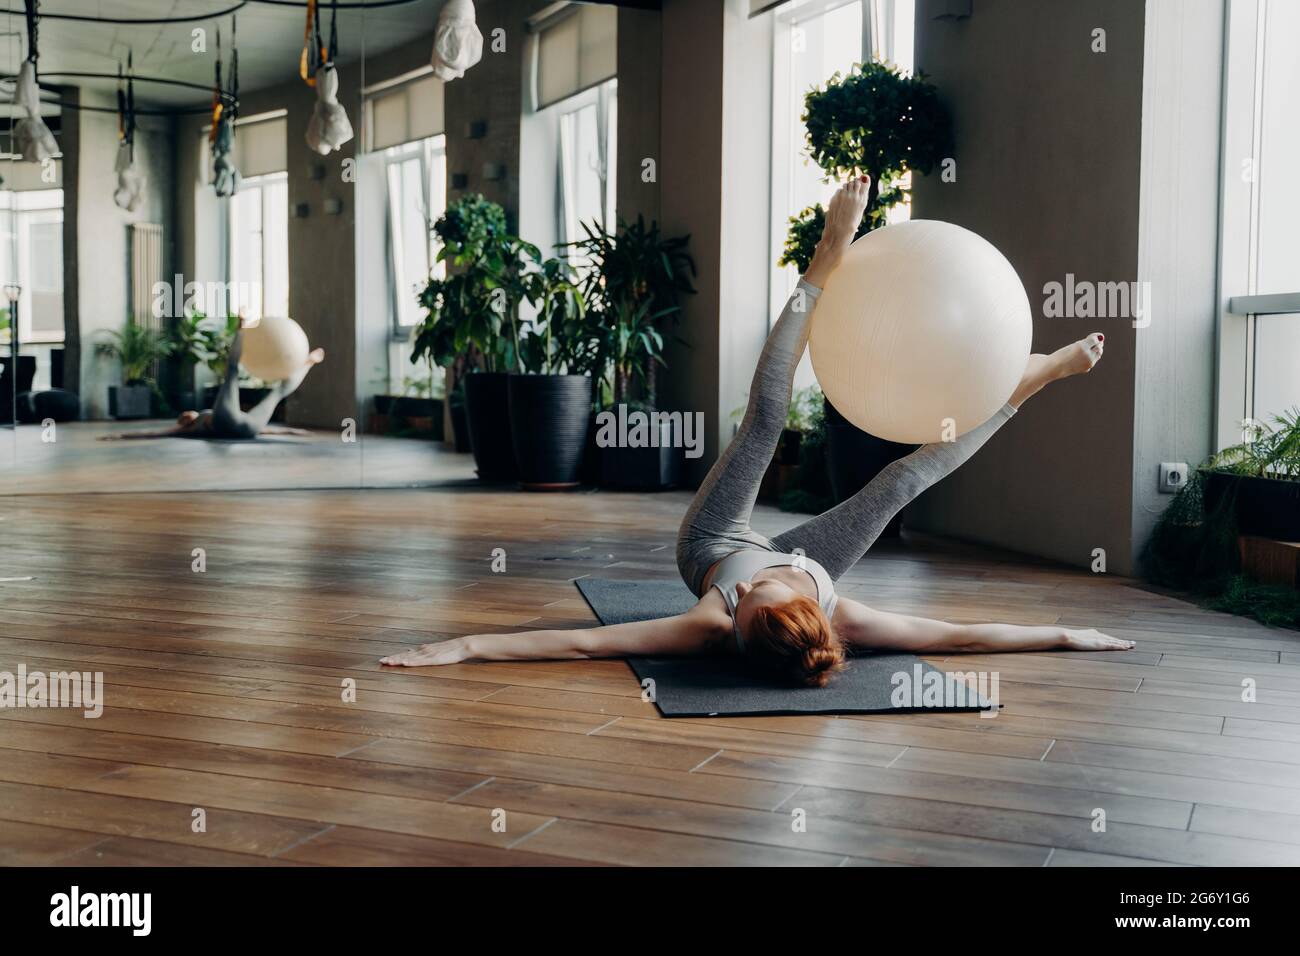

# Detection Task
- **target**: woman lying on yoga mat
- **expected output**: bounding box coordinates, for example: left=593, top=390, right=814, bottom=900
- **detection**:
left=103, top=321, right=325, bottom=441
left=383, top=178, right=1134, bottom=684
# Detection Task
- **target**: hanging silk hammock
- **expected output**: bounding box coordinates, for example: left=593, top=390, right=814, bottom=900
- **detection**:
left=14, top=0, right=59, bottom=164
left=113, top=54, right=147, bottom=212
left=210, top=23, right=241, bottom=198
left=304, top=1, right=353, bottom=155
left=431, top=0, right=483, bottom=82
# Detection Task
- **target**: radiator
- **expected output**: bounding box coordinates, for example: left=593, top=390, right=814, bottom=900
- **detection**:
left=129, top=222, right=164, bottom=330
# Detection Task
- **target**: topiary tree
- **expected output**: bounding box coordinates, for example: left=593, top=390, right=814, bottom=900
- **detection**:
left=779, top=60, right=953, bottom=272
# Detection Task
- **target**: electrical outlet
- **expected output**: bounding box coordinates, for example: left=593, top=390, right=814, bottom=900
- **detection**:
left=1159, top=462, right=1189, bottom=494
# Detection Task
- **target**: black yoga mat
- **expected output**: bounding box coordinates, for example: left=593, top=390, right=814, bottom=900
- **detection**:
left=575, top=578, right=995, bottom=718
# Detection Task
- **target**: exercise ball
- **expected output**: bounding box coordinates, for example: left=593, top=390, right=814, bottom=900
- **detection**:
left=240, top=316, right=310, bottom=382
left=809, top=219, right=1032, bottom=444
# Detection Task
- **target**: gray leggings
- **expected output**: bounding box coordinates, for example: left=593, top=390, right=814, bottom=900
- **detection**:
left=206, top=331, right=309, bottom=440
left=675, top=279, right=1016, bottom=595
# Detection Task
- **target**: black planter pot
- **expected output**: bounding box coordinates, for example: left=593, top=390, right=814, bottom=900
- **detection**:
left=508, top=373, right=592, bottom=490
left=463, top=372, right=517, bottom=481
left=824, top=398, right=918, bottom=537
left=449, top=399, right=472, bottom=453
left=778, top=428, right=803, bottom=466
left=599, top=417, right=684, bottom=490
left=108, top=384, right=152, bottom=420
left=1203, top=471, right=1300, bottom=541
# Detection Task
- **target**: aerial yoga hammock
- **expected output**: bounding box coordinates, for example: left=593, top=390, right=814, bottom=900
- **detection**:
left=303, top=0, right=354, bottom=155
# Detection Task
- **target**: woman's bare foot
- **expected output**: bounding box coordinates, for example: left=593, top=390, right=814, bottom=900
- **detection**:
left=1062, top=628, right=1134, bottom=651
left=804, top=176, right=871, bottom=288
left=307, top=348, right=325, bottom=366
left=1010, top=333, right=1105, bottom=407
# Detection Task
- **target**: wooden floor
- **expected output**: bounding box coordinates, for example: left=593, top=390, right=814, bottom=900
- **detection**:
left=1, top=484, right=1299, bottom=866
left=0, top=422, right=476, bottom=495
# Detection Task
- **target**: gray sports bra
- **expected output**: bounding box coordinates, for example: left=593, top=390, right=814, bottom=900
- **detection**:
left=709, top=550, right=839, bottom=654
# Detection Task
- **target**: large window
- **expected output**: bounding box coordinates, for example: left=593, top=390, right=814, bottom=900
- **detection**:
left=559, top=79, right=617, bottom=247
left=228, top=172, right=289, bottom=320
left=0, top=188, right=64, bottom=344
left=770, top=0, right=915, bottom=321
left=384, top=135, right=447, bottom=331
left=1218, top=0, right=1300, bottom=443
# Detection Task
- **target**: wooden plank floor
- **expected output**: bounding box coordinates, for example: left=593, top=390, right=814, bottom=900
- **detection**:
left=0, top=422, right=475, bottom=495
left=1, top=483, right=1298, bottom=866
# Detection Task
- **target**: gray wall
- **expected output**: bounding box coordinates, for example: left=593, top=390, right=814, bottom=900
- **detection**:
left=656, top=0, right=774, bottom=482
left=908, top=0, right=1146, bottom=573
left=616, top=6, right=662, bottom=225
left=1130, top=0, right=1224, bottom=567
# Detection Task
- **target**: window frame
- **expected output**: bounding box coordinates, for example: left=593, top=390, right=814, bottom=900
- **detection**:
left=1214, top=0, right=1300, bottom=447
left=0, top=187, right=65, bottom=345
left=225, top=170, right=289, bottom=321
left=382, top=134, right=447, bottom=340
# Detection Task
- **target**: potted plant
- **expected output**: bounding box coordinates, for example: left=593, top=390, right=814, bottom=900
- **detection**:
left=172, top=310, right=237, bottom=411
left=1144, top=410, right=1300, bottom=630
left=373, top=364, right=444, bottom=440
left=1201, top=411, right=1300, bottom=540
left=96, top=320, right=173, bottom=419
left=563, top=216, right=696, bottom=489
left=505, top=256, right=593, bottom=489
left=413, top=194, right=519, bottom=480
left=781, top=60, right=952, bottom=516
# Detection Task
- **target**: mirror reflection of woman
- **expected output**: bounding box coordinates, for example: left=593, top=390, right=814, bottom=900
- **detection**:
left=103, top=317, right=324, bottom=441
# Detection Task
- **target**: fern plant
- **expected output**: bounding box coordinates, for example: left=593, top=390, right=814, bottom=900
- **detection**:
left=1206, top=410, right=1300, bottom=480
left=96, top=321, right=174, bottom=386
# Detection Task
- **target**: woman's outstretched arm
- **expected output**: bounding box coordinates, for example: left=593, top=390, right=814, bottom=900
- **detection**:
left=831, top=597, right=1135, bottom=654
left=380, top=603, right=729, bottom=667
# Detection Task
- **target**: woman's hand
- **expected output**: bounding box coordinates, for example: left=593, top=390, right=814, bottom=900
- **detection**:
left=805, top=176, right=871, bottom=287
left=380, top=637, right=471, bottom=667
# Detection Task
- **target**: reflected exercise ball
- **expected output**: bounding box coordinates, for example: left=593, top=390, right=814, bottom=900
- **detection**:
left=240, top=316, right=310, bottom=382
left=809, top=219, right=1032, bottom=444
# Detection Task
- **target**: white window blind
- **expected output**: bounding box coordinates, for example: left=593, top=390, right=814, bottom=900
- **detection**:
left=369, top=74, right=446, bottom=151
left=535, top=4, right=617, bottom=110
left=234, top=116, right=287, bottom=178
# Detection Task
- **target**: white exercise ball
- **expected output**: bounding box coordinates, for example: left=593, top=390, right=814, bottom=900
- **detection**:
left=809, top=219, right=1032, bottom=444
left=240, top=316, right=310, bottom=382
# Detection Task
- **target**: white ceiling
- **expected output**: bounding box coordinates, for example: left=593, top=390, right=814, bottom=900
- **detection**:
left=3, top=0, right=444, bottom=108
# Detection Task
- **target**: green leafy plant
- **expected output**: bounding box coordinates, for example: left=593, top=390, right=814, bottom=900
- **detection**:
left=519, top=256, right=590, bottom=375
left=562, top=215, right=696, bottom=406
left=434, top=192, right=509, bottom=266
left=173, top=311, right=240, bottom=378
left=779, top=395, right=834, bottom=515
left=1205, top=410, right=1300, bottom=480
left=412, top=196, right=538, bottom=374
left=780, top=60, right=954, bottom=272
left=786, top=384, right=823, bottom=433
left=96, top=321, right=174, bottom=386
left=1144, top=409, right=1300, bottom=629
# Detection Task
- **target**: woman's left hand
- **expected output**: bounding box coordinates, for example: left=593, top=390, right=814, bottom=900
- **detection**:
left=380, top=637, right=470, bottom=667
